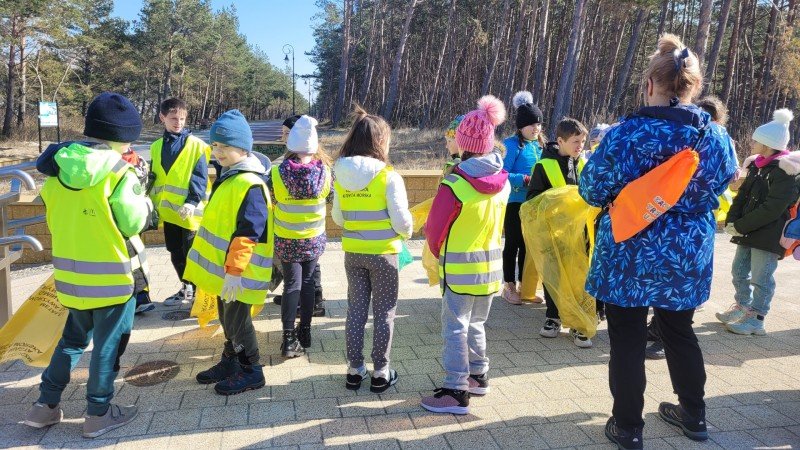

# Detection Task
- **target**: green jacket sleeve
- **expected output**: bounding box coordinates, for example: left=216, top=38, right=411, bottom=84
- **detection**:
left=733, top=172, right=799, bottom=235
left=109, top=170, right=152, bottom=238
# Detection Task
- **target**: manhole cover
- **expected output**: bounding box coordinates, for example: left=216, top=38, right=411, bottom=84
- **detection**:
left=124, top=360, right=180, bottom=386
left=162, top=310, right=191, bottom=321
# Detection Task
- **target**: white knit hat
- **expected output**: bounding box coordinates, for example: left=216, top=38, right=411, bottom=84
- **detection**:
left=753, top=109, right=794, bottom=151
left=286, top=115, right=319, bottom=154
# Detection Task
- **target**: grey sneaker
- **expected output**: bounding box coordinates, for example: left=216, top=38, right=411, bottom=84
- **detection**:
left=715, top=303, right=748, bottom=324
left=21, top=402, right=63, bottom=428
left=83, top=404, right=138, bottom=438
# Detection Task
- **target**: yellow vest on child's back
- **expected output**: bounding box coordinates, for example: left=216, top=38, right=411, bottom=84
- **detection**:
left=149, top=135, right=211, bottom=230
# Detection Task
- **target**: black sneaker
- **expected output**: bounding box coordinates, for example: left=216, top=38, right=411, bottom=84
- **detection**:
left=346, top=367, right=368, bottom=390
left=295, top=324, right=311, bottom=348
left=272, top=295, right=283, bottom=306
left=213, top=365, right=265, bottom=396
left=468, top=372, right=490, bottom=395
left=604, top=417, right=643, bottom=449
left=280, top=330, right=305, bottom=358
left=370, top=369, right=399, bottom=393
left=647, top=318, right=660, bottom=342
left=645, top=341, right=666, bottom=360
left=312, top=305, right=326, bottom=317
left=196, top=354, right=240, bottom=384
left=658, top=402, right=708, bottom=441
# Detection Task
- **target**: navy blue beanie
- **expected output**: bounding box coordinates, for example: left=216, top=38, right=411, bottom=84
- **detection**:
left=210, top=109, right=253, bottom=152
left=83, top=92, right=143, bottom=143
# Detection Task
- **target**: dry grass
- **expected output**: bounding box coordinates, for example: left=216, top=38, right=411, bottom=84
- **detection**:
left=319, top=127, right=447, bottom=170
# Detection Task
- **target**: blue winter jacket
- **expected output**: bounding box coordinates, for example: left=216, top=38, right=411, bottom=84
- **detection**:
left=579, top=104, right=738, bottom=310
left=502, top=135, right=542, bottom=203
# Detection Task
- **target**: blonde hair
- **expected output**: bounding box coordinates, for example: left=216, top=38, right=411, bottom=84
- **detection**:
left=338, top=105, right=391, bottom=163
left=284, top=144, right=332, bottom=167
left=644, top=34, right=703, bottom=101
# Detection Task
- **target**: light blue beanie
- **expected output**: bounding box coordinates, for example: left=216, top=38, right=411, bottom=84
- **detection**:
left=210, top=109, right=253, bottom=152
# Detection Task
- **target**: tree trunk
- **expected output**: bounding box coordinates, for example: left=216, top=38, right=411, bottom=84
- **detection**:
left=332, top=0, right=353, bottom=126
left=383, top=0, right=418, bottom=121
left=693, top=0, right=714, bottom=68
left=562, top=3, right=589, bottom=118
left=358, top=0, right=382, bottom=105
left=3, top=17, right=18, bottom=138
left=656, top=0, right=669, bottom=39
left=520, top=2, right=540, bottom=87
left=608, top=6, right=648, bottom=115
left=421, top=0, right=457, bottom=128
left=17, top=34, right=26, bottom=129
left=480, top=0, right=512, bottom=96
left=599, top=20, right=625, bottom=115
left=705, top=0, right=734, bottom=89
left=549, top=0, right=587, bottom=136
left=503, top=0, right=527, bottom=105
left=532, top=0, right=550, bottom=104
left=721, top=0, right=742, bottom=102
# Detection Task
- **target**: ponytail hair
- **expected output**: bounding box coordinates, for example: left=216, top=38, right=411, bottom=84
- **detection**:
left=337, top=104, right=392, bottom=163
left=644, top=33, right=703, bottom=101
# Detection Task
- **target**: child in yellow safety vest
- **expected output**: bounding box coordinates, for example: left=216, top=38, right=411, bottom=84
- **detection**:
left=526, top=117, right=596, bottom=348
left=422, top=96, right=510, bottom=415
left=149, top=98, right=211, bottom=306
left=268, top=115, right=333, bottom=357
left=25, top=92, right=153, bottom=438
left=332, top=106, right=413, bottom=393
left=183, top=110, right=273, bottom=396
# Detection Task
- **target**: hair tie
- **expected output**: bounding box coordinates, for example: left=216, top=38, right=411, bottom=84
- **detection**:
left=674, top=48, right=690, bottom=71
left=669, top=97, right=680, bottom=107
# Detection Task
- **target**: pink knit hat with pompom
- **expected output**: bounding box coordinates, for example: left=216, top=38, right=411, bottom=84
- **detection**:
left=455, top=95, right=507, bottom=154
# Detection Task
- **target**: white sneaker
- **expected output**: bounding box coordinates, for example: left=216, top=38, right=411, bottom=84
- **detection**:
left=184, top=284, right=195, bottom=303
left=570, top=329, right=593, bottom=348
left=539, top=318, right=561, bottom=338
left=715, top=303, right=748, bottom=324
left=163, top=284, right=187, bottom=306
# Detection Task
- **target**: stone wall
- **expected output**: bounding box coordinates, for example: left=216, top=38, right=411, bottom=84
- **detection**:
left=9, top=170, right=443, bottom=264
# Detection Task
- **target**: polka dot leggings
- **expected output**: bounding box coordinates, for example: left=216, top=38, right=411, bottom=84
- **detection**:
left=344, top=252, right=399, bottom=373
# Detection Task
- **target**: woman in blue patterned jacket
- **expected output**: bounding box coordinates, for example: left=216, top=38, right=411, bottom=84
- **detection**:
left=579, top=34, right=738, bottom=450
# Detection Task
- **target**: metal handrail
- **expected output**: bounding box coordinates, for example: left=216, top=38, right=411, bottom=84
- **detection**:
left=1, top=161, right=45, bottom=326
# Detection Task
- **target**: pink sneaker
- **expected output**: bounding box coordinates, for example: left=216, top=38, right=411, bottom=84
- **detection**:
left=501, top=282, right=522, bottom=305
left=421, top=388, right=470, bottom=415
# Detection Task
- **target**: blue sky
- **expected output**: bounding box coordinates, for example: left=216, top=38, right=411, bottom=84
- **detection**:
left=112, top=0, right=321, bottom=100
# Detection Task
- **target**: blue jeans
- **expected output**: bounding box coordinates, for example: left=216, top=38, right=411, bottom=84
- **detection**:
left=38, top=298, right=135, bottom=416
left=732, top=245, right=779, bottom=316
left=441, top=288, right=493, bottom=391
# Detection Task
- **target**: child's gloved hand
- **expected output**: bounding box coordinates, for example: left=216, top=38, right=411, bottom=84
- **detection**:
left=220, top=274, right=244, bottom=303
left=724, top=223, right=743, bottom=237
left=178, top=203, right=196, bottom=220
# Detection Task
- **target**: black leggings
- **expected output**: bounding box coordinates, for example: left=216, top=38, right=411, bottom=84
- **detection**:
left=280, top=258, right=319, bottom=330
left=606, top=303, right=706, bottom=431
left=503, top=202, right=525, bottom=283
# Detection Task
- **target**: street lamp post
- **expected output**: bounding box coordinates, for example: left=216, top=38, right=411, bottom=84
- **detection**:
left=283, top=44, right=296, bottom=116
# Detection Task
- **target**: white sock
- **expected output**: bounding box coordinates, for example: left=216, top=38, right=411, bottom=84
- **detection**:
left=348, top=365, right=367, bottom=377
left=372, top=368, right=390, bottom=380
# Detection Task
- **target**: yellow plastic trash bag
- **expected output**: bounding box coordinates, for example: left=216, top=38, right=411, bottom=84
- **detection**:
left=0, top=276, right=67, bottom=367
left=422, top=241, right=440, bottom=286
left=519, top=251, right=543, bottom=302
left=190, top=289, right=264, bottom=328
left=520, top=185, right=598, bottom=338
left=715, top=188, right=736, bottom=224
left=410, top=198, right=434, bottom=233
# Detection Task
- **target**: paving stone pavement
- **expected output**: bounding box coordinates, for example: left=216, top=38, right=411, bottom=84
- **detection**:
left=2, top=238, right=800, bottom=449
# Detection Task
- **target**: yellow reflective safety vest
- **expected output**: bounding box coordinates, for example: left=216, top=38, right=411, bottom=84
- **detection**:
left=438, top=174, right=508, bottom=296
left=271, top=165, right=332, bottom=239
left=184, top=172, right=274, bottom=305
left=536, top=158, right=585, bottom=188
left=41, top=158, right=142, bottom=309
left=335, top=167, right=402, bottom=254
left=150, top=134, right=211, bottom=230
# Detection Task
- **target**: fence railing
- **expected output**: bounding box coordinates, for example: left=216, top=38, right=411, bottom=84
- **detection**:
left=0, top=161, right=44, bottom=326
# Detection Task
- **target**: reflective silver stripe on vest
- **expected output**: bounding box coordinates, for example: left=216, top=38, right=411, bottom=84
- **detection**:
left=111, top=159, right=128, bottom=173
left=446, top=271, right=503, bottom=286
left=150, top=186, right=164, bottom=196
left=160, top=199, right=204, bottom=217
left=249, top=253, right=273, bottom=270
left=188, top=249, right=270, bottom=291
left=443, top=174, right=460, bottom=183
left=445, top=249, right=503, bottom=264
left=276, top=202, right=326, bottom=214
left=164, top=185, right=189, bottom=196
left=53, top=257, right=131, bottom=275
left=55, top=280, right=134, bottom=298
left=198, top=227, right=229, bottom=252
left=342, top=229, right=399, bottom=240
left=274, top=217, right=326, bottom=232
left=342, top=210, right=391, bottom=221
